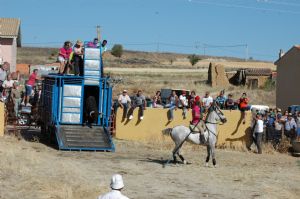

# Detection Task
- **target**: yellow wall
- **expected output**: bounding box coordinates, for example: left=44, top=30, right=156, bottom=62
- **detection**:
left=115, top=108, right=252, bottom=148
left=0, top=102, right=4, bottom=136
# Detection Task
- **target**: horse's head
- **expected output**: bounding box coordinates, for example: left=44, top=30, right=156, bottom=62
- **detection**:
left=207, top=101, right=227, bottom=124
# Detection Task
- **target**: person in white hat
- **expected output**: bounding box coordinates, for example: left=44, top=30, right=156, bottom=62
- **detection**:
left=118, top=90, right=131, bottom=120
left=98, top=174, right=129, bottom=199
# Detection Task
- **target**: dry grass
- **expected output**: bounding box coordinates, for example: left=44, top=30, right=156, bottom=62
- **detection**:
left=108, top=70, right=276, bottom=107
left=0, top=136, right=106, bottom=199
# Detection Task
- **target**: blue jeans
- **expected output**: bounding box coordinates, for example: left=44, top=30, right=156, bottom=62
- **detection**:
left=165, top=104, right=176, bottom=120
left=25, top=85, right=32, bottom=96
left=120, top=103, right=128, bottom=119
left=14, top=98, right=21, bottom=117
left=179, top=106, right=188, bottom=118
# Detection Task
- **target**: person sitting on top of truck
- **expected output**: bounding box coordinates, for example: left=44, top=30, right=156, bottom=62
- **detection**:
left=87, top=38, right=99, bottom=48
left=58, top=41, right=73, bottom=74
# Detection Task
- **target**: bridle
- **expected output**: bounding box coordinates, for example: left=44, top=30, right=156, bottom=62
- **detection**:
left=205, top=104, right=226, bottom=125
left=204, top=104, right=226, bottom=137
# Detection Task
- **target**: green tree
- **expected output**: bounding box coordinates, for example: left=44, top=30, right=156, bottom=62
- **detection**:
left=111, top=44, right=124, bottom=58
left=188, top=54, right=201, bottom=66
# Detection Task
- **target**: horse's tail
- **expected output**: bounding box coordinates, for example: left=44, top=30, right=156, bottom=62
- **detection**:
left=162, top=128, right=173, bottom=136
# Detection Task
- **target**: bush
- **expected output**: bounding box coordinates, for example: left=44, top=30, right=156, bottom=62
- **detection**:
left=188, top=54, right=201, bottom=66
left=262, top=79, right=276, bottom=91
left=111, top=44, right=123, bottom=58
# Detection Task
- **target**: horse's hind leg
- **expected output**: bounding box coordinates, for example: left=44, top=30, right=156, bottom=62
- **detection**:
left=177, top=150, right=187, bottom=164
left=205, top=145, right=210, bottom=167
left=172, top=147, right=178, bottom=164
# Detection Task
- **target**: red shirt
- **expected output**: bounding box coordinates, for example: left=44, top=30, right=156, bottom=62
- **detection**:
left=27, top=73, right=37, bottom=86
left=192, top=105, right=201, bottom=125
left=239, top=97, right=249, bottom=108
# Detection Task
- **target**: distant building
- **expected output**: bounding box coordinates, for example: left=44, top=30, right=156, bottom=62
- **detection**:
left=274, top=45, right=300, bottom=110
left=0, top=18, right=22, bottom=72
left=227, top=68, right=272, bottom=89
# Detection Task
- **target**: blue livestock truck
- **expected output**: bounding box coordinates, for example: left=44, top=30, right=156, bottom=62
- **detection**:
left=40, top=42, right=115, bottom=151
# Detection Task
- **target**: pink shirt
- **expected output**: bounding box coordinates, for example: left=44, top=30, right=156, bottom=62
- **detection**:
left=27, top=73, right=37, bottom=86
left=192, top=105, right=201, bottom=125
left=59, top=47, right=72, bottom=59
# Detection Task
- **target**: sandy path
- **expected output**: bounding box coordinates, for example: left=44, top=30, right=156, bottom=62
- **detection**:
left=106, top=67, right=207, bottom=74
left=0, top=133, right=299, bottom=199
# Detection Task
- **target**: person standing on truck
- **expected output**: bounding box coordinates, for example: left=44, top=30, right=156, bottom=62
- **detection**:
left=21, top=69, right=41, bottom=107
left=73, top=40, right=84, bottom=76
left=11, top=82, right=22, bottom=118
left=100, top=39, right=108, bottom=77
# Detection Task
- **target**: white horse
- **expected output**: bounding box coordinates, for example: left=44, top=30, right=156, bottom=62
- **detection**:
left=162, top=103, right=227, bottom=167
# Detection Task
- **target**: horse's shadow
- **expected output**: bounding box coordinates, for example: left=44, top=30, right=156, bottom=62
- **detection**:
left=138, top=157, right=186, bottom=166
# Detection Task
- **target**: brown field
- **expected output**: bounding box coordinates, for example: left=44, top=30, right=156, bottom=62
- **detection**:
left=0, top=131, right=299, bottom=199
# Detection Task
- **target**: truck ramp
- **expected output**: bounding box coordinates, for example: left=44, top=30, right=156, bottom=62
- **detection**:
left=56, top=125, right=115, bottom=151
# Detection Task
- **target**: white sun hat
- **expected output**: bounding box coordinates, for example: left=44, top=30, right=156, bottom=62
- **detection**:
left=110, top=174, right=124, bottom=190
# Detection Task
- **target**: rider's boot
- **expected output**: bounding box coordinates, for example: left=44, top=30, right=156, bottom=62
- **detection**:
left=200, top=133, right=206, bottom=144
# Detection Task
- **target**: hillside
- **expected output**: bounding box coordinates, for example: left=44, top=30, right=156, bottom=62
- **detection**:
left=17, top=47, right=275, bottom=70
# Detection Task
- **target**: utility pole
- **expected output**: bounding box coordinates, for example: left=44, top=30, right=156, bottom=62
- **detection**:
left=156, top=41, right=160, bottom=53
left=96, top=25, right=101, bottom=41
left=245, top=44, right=249, bottom=61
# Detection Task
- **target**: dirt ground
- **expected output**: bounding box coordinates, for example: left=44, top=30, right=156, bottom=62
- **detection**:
left=0, top=129, right=299, bottom=199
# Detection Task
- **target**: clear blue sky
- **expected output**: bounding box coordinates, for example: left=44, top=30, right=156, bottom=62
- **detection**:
left=1, top=0, right=300, bottom=61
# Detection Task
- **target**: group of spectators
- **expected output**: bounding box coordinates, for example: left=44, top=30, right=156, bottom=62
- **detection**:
left=250, top=108, right=300, bottom=154
left=57, top=38, right=107, bottom=76
left=116, top=89, right=251, bottom=124
left=0, top=61, right=41, bottom=117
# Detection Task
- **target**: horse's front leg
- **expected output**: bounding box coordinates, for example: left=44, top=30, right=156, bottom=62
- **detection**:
left=205, top=145, right=210, bottom=167
left=172, top=153, right=177, bottom=163
left=211, top=144, right=217, bottom=167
